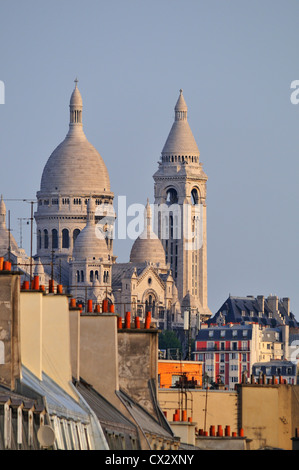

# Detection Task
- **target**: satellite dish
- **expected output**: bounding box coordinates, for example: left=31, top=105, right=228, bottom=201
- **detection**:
left=37, top=425, right=56, bottom=448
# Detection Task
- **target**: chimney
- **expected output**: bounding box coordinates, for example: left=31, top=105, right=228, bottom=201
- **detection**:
left=257, top=296, right=264, bottom=313
left=267, top=295, right=278, bottom=313
left=80, top=312, right=119, bottom=407
left=282, top=297, right=290, bottom=315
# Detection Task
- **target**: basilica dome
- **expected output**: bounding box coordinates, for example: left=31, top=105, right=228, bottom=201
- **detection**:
left=39, top=81, right=110, bottom=195
left=73, top=198, right=108, bottom=260
left=130, top=200, right=166, bottom=265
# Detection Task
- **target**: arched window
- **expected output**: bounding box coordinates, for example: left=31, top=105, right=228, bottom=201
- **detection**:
left=38, top=230, right=41, bottom=250
left=145, top=294, right=156, bottom=317
left=166, top=188, right=178, bottom=205
left=95, top=270, right=99, bottom=280
left=73, top=229, right=80, bottom=244
left=44, top=229, right=48, bottom=249
left=80, top=270, right=84, bottom=282
left=52, top=229, right=58, bottom=249
left=90, top=270, right=94, bottom=282
left=191, top=188, right=199, bottom=205
left=62, top=229, right=69, bottom=248
left=76, top=270, right=80, bottom=283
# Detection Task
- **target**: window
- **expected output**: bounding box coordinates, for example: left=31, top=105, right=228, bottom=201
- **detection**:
left=38, top=230, right=41, bottom=250
left=44, top=229, right=48, bottom=249
left=73, top=229, right=80, bottom=244
left=220, top=354, right=225, bottom=363
left=191, top=188, right=199, bottom=205
left=220, top=330, right=225, bottom=337
left=243, top=330, right=248, bottom=337
left=62, top=229, right=69, bottom=248
left=208, top=330, right=214, bottom=338
left=232, top=342, right=238, bottom=351
left=166, top=188, right=178, bottom=205
left=52, top=229, right=58, bottom=249
left=90, top=271, right=93, bottom=282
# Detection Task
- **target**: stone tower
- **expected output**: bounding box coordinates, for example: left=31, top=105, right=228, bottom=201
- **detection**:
left=153, top=90, right=211, bottom=319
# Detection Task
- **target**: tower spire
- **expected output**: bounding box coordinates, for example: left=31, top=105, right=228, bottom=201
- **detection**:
left=69, top=79, right=83, bottom=125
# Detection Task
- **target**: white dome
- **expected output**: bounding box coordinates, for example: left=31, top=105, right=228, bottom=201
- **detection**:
left=40, top=82, right=110, bottom=195
left=73, top=224, right=108, bottom=260
left=73, top=197, right=108, bottom=260
left=162, top=89, right=199, bottom=157
left=130, top=236, right=166, bottom=265
left=130, top=200, right=166, bottom=265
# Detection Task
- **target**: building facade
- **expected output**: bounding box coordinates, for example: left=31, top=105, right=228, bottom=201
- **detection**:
left=194, top=323, right=291, bottom=390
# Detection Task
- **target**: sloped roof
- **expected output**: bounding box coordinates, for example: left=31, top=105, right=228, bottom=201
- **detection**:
left=208, top=295, right=299, bottom=328
left=75, top=379, right=138, bottom=432
left=117, top=388, right=177, bottom=442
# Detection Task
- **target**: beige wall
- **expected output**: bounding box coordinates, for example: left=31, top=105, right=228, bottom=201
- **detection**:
left=158, top=388, right=238, bottom=433
left=41, top=294, right=77, bottom=400
left=238, top=384, right=299, bottom=450
left=69, top=307, right=80, bottom=381
left=20, top=291, right=43, bottom=380
left=159, top=384, right=299, bottom=450
left=20, top=290, right=78, bottom=400
left=79, top=314, right=119, bottom=407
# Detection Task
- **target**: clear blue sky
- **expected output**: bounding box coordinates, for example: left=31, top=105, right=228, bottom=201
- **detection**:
left=0, top=0, right=298, bottom=318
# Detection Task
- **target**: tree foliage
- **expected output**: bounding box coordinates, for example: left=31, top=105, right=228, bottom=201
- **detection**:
left=158, top=330, right=182, bottom=352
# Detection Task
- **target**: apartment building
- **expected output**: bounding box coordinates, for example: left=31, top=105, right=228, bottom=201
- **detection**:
left=194, top=323, right=290, bottom=390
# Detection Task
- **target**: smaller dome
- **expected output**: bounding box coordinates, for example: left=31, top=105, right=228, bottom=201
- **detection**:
left=130, top=200, right=166, bottom=265
left=161, top=89, right=200, bottom=158
left=73, top=197, right=108, bottom=260
left=175, top=89, right=188, bottom=112
left=73, top=224, right=108, bottom=260
left=70, top=79, right=82, bottom=107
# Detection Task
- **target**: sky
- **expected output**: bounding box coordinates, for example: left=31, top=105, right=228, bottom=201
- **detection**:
left=0, top=0, right=298, bottom=318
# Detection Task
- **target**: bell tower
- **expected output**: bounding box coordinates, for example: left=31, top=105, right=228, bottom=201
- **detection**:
left=153, top=90, right=211, bottom=319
